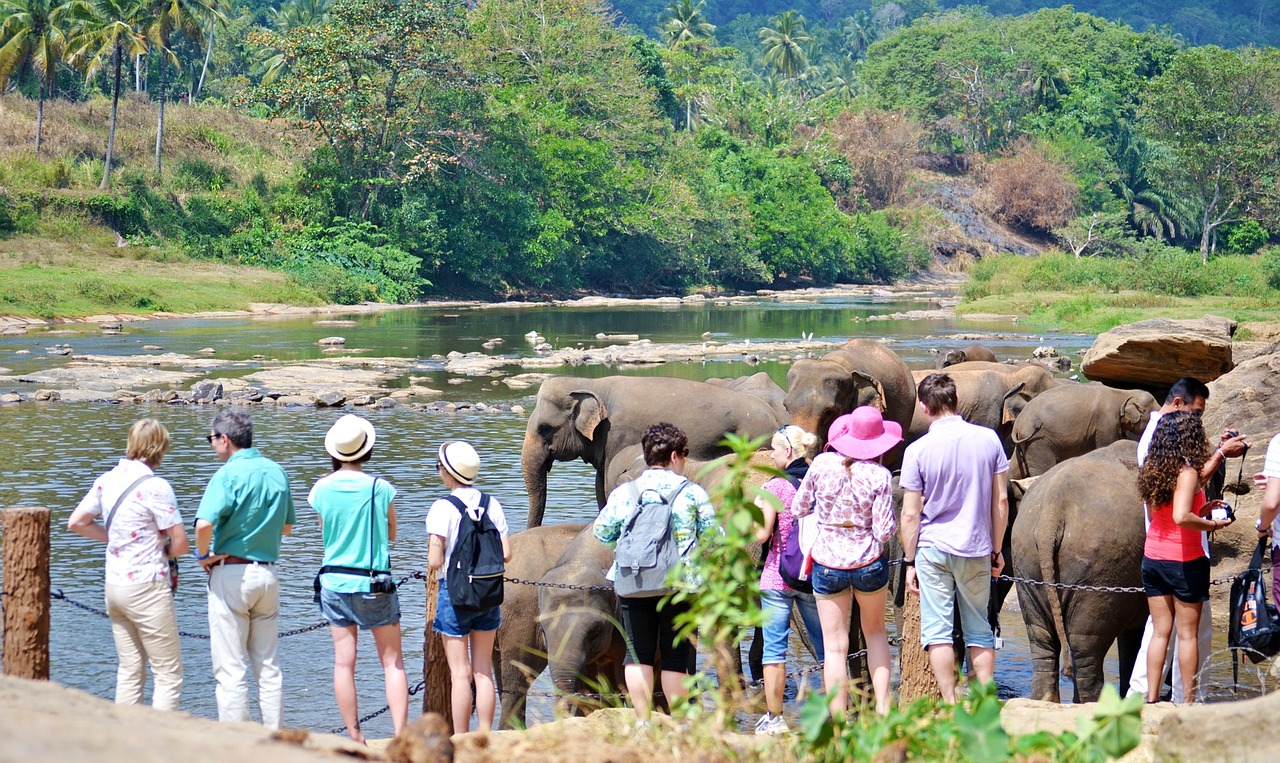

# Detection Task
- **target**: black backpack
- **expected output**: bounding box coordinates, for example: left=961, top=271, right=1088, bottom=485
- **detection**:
left=1230, top=539, right=1280, bottom=669
left=445, top=493, right=505, bottom=612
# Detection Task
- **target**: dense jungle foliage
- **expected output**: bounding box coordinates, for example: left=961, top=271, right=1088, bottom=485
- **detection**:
left=1, top=0, right=1278, bottom=304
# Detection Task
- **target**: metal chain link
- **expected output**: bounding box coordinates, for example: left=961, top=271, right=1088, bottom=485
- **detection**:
left=996, top=575, right=1145, bottom=594
left=503, top=576, right=615, bottom=592
left=328, top=679, right=426, bottom=736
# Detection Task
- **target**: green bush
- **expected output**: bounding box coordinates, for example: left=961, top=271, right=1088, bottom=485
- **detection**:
left=286, top=262, right=376, bottom=304
left=1225, top=220, right=1269, bottom=256
left=284, top=219, right=427, bottom=303
left=174, top=159, right=233, bottom=192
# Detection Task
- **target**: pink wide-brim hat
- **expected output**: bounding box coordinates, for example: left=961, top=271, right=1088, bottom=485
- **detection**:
left=827, top=406, right=903, bottom=460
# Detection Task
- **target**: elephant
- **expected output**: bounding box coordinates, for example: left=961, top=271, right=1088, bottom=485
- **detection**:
left=1010, top=440, right=1148, bottom=703
left=937, top=342, right=998, bottom=369
left=537, top=525, right=628, bottom=714
left=494, top=522, right=586, bottom=728
left=907, top=368, right=1042, bottom=450
left=940, top=361, right=1060, bottom=395
left=1010, top=385, right=1159, bottom=479
left=522, top=375, right=783, bottom=529
left=706, top=372, right=789, bottom=424
left=784, top=338, right=916, bottom=463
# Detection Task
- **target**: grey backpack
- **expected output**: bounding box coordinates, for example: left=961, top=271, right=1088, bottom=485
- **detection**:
left=613, top=480, right=690, bottom=599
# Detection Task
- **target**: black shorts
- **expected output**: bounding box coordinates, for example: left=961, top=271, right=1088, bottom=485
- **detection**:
left=1142, top=557, right=1210, bottom=603
left=618, top=596, right=696, bottom=674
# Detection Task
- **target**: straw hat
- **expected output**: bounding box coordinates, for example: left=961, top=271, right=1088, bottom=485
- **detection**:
left=324, top=414, right=376, bottom=462
left=438, top=441, right=480, bottom=485
left=827, top=406, right=902, bottom=460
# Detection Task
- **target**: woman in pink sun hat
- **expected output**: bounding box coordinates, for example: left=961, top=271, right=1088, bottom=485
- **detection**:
left=793, top=405, right=900, bottom=716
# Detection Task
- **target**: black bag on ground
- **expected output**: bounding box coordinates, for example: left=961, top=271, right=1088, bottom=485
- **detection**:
left=446, top=493, right=505, bottom=612
left=1229, top=538, right=1280, bottom=665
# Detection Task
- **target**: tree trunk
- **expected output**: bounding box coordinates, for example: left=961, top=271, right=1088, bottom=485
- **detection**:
left=897, top=595, right=943, bottom=702
left=35, top=82, right=44, bottom=155
left=101, top=43, right=123, bottom=190
left=195, top=24, right=214, bottom=102
left=2, top=507, right=52, bottom=680
left=135, top=53, right=142, bottom=91
left=421, top=574, right=452, bottom=719
left=155, top=57, right=166, bottom=174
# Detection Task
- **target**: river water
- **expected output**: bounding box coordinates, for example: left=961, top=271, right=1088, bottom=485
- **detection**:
left=2, top=292, right=1246, bottom=737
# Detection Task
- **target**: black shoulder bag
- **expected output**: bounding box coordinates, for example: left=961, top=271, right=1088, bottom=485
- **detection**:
left=1229, top=538, right=1280, bottom=680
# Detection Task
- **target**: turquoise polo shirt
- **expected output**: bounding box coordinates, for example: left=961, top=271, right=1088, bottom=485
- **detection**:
left=196, top=448, right=296, bottom=562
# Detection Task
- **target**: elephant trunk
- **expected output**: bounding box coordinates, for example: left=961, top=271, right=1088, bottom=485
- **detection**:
left=523, top=430, right=551, bottom=529
left=549, top=662, right=585, bottom=694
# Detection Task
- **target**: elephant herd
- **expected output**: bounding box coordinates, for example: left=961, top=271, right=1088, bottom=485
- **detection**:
left=497, top=337, right=1163, bottom=723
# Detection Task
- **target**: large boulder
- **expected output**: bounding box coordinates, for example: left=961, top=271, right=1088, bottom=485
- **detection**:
left=1081, top=315, right=1236, bottom=389
left=1204, top=346, right=1280, bottom=442
left=1155, top=686, right=1280, bottom=762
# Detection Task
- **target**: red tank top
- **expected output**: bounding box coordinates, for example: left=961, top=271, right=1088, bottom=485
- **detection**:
left=1144, top=490, right=1207, bottom=562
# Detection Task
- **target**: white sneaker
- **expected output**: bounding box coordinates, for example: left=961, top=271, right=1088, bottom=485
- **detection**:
left=753, top=713, right=773, bottom=733
left=756, top=714, right=789, bottom=735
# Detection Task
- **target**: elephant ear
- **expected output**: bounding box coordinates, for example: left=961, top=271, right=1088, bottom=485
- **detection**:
left=1119, top=395, right=1145, bottom=434
left=1010, top=475, right=1041, bottom=502
left=1001, top=382, right=1029, bottom=424
left=850, top=370, right=888, bottom=413
left=570, top=390, right=609, bottom=440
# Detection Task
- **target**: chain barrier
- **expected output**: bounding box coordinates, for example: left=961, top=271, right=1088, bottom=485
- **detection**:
left=328, top=679, right=427, bottom=736
left=503, top=576, right=615, bottom=592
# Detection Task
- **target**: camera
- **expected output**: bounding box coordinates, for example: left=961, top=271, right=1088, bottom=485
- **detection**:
left=1207, top=500, right=1235, bottom=523
left=1227, top=430, right=1240, bottom=439
left=369, top=574, right=397, bottom=594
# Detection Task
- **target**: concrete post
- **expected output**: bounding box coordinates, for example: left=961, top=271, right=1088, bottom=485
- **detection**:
left=2, top=507, right=51, bottom=680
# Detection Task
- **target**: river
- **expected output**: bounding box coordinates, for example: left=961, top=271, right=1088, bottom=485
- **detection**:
left=3, top=291, right=1246, bottom=737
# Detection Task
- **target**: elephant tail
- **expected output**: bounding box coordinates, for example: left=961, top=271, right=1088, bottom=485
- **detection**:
left=1037, top=514, right=1073, bottom=696
left=1011, top=420, right=1044, bottom=480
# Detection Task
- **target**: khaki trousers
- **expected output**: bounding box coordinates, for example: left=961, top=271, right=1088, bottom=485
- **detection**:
left=207, top=562, right=283, bottom=729
left=104, top=579, right=183, bottom=710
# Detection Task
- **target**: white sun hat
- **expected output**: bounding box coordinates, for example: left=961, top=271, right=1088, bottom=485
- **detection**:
left=325, top=414, right=377, bottom=462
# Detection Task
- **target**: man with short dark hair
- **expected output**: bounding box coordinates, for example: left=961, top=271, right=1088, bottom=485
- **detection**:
left=900, top=373, right=1009, bottom=703
left=194, top=410, right=295, bottom=729
left=1129, top=377, right=1247, bottom=702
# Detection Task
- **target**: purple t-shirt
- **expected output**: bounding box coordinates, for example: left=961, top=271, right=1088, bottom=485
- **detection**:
left=900, top=415, right=1008, bottom=557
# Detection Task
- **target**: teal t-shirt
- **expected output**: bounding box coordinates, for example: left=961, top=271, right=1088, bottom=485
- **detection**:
left=196, top=448, right=296, bottom=562
left=308, top=470, right=396, bottom=593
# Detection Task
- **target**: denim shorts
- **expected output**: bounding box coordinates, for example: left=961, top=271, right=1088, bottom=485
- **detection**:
left=916, top=546, right=995, bottom=650
left=812, top=555, right=890, bottom=598
left=432, top=583, right=500, bottom=637
left=1142, top=556, right=1209, bottom=603
left=319, top=586, right=401, bottom=629
left=761, top=588, right=825, bottom=664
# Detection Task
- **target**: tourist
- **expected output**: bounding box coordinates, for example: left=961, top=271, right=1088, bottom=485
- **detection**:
left=68, top=418, right=188, bottom=710
left=593, top=423, right=717, bottom=727
left=427, top=440, right=511, bottom=734
left=794, top=408, right=898, bottom=716
left=310, top=414, right=408, bottom=742
left=194, top=410, right=295, bottom=730
left=1254, top=433, right=1280, bottom=610
left=900, top=373, right=1009, bottom=703
left=1139, top=411, right=1233, bottom=703
left=754, top=425, right=824, bottom=733
left=1129, top=377, right=1248, bottom=702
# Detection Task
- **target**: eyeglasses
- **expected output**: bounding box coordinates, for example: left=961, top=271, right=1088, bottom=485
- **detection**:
left=205, top=433, right=223, bottom=443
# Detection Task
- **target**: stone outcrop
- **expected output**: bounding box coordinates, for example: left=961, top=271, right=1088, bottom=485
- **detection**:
left=1155, top=687, right=1280, bottom=762
left=1081, top=315, right=1236, bottom=389
left=1205, top=347, right=1280, bottom=444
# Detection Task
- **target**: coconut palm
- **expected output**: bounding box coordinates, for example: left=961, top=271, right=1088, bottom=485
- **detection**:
left=758, top=11, right=811, bottom=80
left=840, top=11, right=876, bottom=60
left=659, top=0, right=714, bottom=50
left=255, top=0, right=330, bottom=85
left=142, top=0, right=220, bottom=173
left=818, top=56, right=861, bottom=102
left=0, top=0, right=73, bottom=154
left=66, top=0, right=148, bottom=189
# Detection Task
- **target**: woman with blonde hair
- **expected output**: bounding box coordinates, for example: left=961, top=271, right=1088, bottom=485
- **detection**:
left=1139, top=410, right=1231, bottom=704
left=69, top=418, right=189, bottom=709
left=752, top=425, right=825, bottom=735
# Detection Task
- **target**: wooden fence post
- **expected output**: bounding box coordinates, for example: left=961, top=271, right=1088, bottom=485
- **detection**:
left=2, top=507, right=51, bottom=680
left=897, top=595, right=943, bottom=702
left=421, top=574, right=452, bottom=719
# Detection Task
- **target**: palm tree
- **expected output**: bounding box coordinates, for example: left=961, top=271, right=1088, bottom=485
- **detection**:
left=1112, top=125, right=1198, bottom=242
left=758, top=11, right=811, bottom=80
left=659, top=0, right=714, bottom=50
left=0, top=0, right=72, bottom=154
left=142, top=0, right=219, bottom=173
left=255, top=0, right=329, bottom=85
left=66, top=0, right=148, bottom=189
left=818, top=56, right=861, bottom=102
left=840, top=11, right=876, bottom=60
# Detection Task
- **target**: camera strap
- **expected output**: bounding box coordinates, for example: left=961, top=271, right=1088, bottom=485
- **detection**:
left=316, top=476, right=390, bottom=580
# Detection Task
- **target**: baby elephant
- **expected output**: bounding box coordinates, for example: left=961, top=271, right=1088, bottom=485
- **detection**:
left=937, top=342, right=998, bottom=369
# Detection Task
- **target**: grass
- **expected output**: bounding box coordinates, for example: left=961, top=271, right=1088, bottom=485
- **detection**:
left=959, top=249, right=1280, bottom=334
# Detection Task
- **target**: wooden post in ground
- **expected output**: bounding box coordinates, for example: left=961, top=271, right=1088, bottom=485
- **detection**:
left=897, top=594, right=942, bottom=702
left=2, top=507, right=51, bottom=680
left=421, top=573, right=452, bottom=720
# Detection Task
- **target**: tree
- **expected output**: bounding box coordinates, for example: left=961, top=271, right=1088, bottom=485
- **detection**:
left=658, top=0, right=713, bottom=50
left=143, top=0, right=221, bottom=173
left=67, top=0, right=148, bottom=189
left=758, top=10, right=810, bottom=80
left=1140, top=46, right=1280, bottom=262
left=840, top=11, right=877, bottom=60
left=0, top=0, right=72, bottom=154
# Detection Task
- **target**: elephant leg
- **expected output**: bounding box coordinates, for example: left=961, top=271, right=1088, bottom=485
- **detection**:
left=499, top=649, right=547, bottom=729
left=1066, top=634, right=1109, bottom=704
left=1116, top=627, right=1144, bottom=698
left=1018, top=586, right=1062, bottom=703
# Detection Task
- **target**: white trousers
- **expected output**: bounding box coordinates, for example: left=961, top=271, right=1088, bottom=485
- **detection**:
left=207, top=562, right=283, bottom=729
left=105, top=579, right=183, bottom=710
left=1128, top=599, right=1213, bottom=703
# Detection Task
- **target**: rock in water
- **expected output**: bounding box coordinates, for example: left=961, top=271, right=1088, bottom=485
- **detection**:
left=315, top=391, right=346, bottom=407
left=317, top=336, right=346, bottom=346
left=190, top=380, right=224, bottom=403
left=386, top=712, right=454, bottom=763
left=1081, top=315, right=1235, bottom=388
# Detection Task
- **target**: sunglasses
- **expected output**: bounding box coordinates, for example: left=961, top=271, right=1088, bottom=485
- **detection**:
left=205, top=433, right=223, bottom=443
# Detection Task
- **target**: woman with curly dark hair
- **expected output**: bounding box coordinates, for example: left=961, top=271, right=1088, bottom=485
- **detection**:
left=1138, top=410, right=1233, bottom=703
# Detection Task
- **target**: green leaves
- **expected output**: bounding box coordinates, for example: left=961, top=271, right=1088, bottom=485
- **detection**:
left=953, top=682, right=1010, bottom=763
left=1076, top=684, right=1143, bottom=761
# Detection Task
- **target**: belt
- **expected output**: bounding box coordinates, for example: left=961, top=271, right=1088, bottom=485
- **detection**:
left=218, top=555, right=275, bottom=566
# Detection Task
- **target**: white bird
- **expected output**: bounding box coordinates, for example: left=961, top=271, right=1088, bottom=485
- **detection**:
left=744, top=338, right=750, bottom=346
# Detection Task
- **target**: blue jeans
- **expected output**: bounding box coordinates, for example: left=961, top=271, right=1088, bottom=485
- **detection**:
left=916, top=546, right=995, bottom=649
left=812, top=555, right=891, bottom=597
left=761, top=588, right=825, bottom=664
left=432, top=583, right=500, bottom=637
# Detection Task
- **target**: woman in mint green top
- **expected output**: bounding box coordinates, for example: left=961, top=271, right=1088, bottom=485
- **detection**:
left=308, top=415, right=408, bottom=743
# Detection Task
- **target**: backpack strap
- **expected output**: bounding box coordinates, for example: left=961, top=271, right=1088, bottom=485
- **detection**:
left=1251, top=537, right=1269, bottom=570
left=445, top=492, right=490, bottom=517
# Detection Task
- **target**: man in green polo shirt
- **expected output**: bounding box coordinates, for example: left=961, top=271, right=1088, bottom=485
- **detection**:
left=194, top=410, right=295, bottom=730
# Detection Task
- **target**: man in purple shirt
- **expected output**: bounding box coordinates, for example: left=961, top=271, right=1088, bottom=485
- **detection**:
left=899, top=373, right=1010, bottom=703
